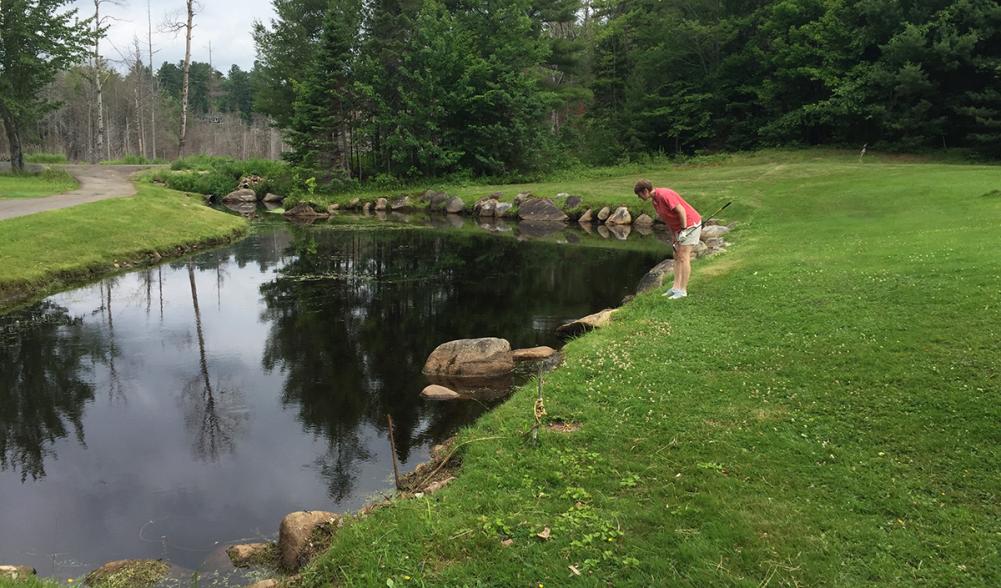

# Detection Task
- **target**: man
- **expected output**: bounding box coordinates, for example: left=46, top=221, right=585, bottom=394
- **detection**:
left=634, top=179, right=701, bottom=300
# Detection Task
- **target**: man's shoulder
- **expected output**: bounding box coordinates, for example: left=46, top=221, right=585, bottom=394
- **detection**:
left=653, top=188, right=679, bottom=200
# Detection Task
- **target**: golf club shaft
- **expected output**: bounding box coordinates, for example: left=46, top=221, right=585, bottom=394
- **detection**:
left=700, top=201, right=732, bottom=228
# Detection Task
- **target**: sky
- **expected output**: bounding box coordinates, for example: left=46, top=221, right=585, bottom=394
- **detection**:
left=70, top=0, right=277, bottom=73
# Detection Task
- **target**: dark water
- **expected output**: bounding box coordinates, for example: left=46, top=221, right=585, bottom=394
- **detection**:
left=0, top=219, right=666, bottom=579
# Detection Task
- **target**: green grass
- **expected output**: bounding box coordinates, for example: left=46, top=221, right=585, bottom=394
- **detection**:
left=23, top=152, right=68, bottom=164
left=0, top=170, right=78, bottom=199
left=0, top=577, right=59, bottom=588
left=0, top=182, right=247, bottom=309
left=299, top=153, right=1001, bottom=586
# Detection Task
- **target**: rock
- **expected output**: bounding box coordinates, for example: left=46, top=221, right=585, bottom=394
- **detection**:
left=605, top=206, right=632, bottom=225
left=348, top=197, right=361, bottom=209
left=478, top=199, right=497, bottom=217
left=390, top=196, right=412, bottom=211
left=0, top=565, right=35, bottom=580
left=512, top=346, right=558, bottom=361
left=577, top=208, right=593, bottom=224
left=514, top=192, right=533, bottom=206
left=596, top=206, right=611, bottom=222
left=494, top=202, right=513, bottom=217
left=445, top=197, right=466, bottom=214
left=421, top=384, right=461, bottom=400
left=279, top=511, right=341, bottom=572
left=606, top=223, right=632, bottom=240
left=375, top=197, right=389, bottom=211
left=564, top=195, right=583, bottom=209
left=701, top=224, right=731, bottom=239
left=518, top=198, right=568, bottom=222
left=556, top=308, right=620, bottom=338
left=694, top=241, right=710, bottom=257
left=224, top=202, right=257, bottom=217
left=362, top=202, right=372, bottom=213
left=326, top=203, right=340, bottom=214
left=633, top=213, right=654, bottom=227
left=85, top=560, right=169, bottom=588
left=705, top=237, right=726, bottom=249
left=283, top=203, right=329, bottom=219
left=636, top=259, right=675, bottom=294
left=556, top=192, right=570, bottom=199
left=426, top=191, right=451, bottom=212
left=238, top=174, right=265, bottom=191
left=423, top=338, right=514, bottom=378
left=263, top=192, right=284, bottom=203
left=226, top=543, right=273, bottom=568
left=247, top=581, right=279, bottom=588
left=222, top=188, right=257, bottom=203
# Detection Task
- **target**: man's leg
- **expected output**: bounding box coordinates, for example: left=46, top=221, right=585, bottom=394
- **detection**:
left=673, top=245, right=691, bottom=292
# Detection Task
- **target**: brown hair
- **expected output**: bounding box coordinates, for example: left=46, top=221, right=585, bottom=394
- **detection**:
left=634, top=179, right=653, bottom=195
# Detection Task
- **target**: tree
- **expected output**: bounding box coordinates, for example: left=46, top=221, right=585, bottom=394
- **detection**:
left=0, top=0, right=91, bottom=172
left=163, top=0, right=200, bottom=157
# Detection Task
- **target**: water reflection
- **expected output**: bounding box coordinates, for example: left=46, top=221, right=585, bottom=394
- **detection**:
left=0, top=222, right=665, bottom=576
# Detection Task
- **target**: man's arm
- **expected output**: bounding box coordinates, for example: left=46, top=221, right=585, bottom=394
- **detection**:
left=673, top=204, right=687, bottom=229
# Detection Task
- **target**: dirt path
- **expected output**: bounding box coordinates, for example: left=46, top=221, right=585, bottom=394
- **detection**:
left=0, top=164, right=158, bottom=221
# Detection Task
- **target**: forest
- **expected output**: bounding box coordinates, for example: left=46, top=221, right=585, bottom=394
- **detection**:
left=3, top=0, right=1000, bottom=179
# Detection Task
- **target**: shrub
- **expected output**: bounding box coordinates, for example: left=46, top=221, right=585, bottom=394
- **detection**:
left=159, top=155, right=293, bottom=197
left=25, top=152, right=68, bottom=164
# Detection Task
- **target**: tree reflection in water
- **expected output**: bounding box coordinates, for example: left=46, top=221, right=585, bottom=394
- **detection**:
left=0, top=301, right=107, bottom=481
left=182, top=263, right=247, bottom=462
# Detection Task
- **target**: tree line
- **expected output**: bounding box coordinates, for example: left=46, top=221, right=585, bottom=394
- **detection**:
left=255, top=0, right=1000, bottom=182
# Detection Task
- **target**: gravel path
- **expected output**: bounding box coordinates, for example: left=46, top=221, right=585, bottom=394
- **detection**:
left=0, top=164, right=157, bottom=221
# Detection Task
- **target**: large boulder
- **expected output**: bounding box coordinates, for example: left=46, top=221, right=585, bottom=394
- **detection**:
left=564, top=195, right=583, bottom=209
left=518, top=198, right=568, bottom=222
left=633, top=213, right=654, bottom=227
left=636, top=259, right=675, bottom=294
left=283, top=203, right=329, bottom=219
left=0, top=565, right=35, bottom=580
left=577, top=208, right=593, bottom=224
left=514, top=192, right=534, bottom=206
left=238, top=174, right=265, bottom=191
left=478, top=198, right=497, bottom=217
left=445, top=197, right=466, bottom=214
left=556, top=308, right=620, bottom=338
left=222, top=188, right=257, bottom=203
left=390, top=196, right=412, bottom=211
left=423, top=338, right=514, bottom=378
left=596, top=206, right=611, bottom=222
left=263, top=192, right=284, bottom=203
left=494, top=202, right=513, bottom=217
left=279, top=511, right=341, bottom=572
left=374, top=197, right=389, bottom=211
left=605, top=206, right=632, bottom=225
left=421, top=384, right=461, bottom=400
left=426, top=191, right=451, bottom=212
left=701, top=224, right=731, bottom=239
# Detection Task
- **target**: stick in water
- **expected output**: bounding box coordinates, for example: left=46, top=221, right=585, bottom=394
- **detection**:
left=387, top=414, right=401, bottom=490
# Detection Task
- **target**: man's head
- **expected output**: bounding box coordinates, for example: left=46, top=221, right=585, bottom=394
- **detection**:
left=634, top=179, right=653, bottom=201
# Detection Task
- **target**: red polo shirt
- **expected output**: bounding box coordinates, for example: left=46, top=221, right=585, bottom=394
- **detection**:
left=651, top=188, right=701, bottom=233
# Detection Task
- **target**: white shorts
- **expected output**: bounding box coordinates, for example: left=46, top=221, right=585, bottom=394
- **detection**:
left=676, top=225, right=702, bottom=246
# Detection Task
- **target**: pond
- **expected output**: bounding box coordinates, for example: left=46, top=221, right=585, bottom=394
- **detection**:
left=0, top=216, right=667, bottom=580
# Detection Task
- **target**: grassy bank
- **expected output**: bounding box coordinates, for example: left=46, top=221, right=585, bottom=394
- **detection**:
left=0, top=170, right=78, bottom=199
left=0, top=183, right=247, bottom=309
left=293, top=154, right=1000, bottom=586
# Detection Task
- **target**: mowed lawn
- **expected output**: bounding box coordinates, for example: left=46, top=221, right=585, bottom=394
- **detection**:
left=300, top=154, right=1001, bottom=587
left=0, top=183, right=246, bottom=308
left=0, top=170, right=78, bottom=198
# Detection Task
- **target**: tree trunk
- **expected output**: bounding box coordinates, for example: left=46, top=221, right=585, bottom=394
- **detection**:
left=93, top=0, right=105, bottom=164
left=0, top=103, right=25, bottom=173
left=178, top=0, right=194, bottom=157
left=148, top=0, right=157, bottom=160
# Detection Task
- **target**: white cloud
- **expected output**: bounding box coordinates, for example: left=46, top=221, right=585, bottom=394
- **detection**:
left=70, top=0, right=277, bottom=73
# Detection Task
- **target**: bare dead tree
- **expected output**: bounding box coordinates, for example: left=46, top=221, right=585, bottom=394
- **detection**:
left=90, top=0, right=120, bottom=164
left=162, top=0, right=200, bottom=158
left=147, top=0, right=158, bottom=160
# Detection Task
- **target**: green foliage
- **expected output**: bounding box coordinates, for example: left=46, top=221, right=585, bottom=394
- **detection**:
left=158, top=155, right=294, bottom=197
left=0, top=169, right=77, bottom=198
left=0, top=0, right=92, bottom=172
left=101, top=155, right=167, bottom=165
left=23, top=152, right=67, bottom=163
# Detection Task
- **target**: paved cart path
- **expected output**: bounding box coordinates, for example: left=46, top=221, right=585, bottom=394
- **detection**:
left=0, top=164, right=156, bottom=221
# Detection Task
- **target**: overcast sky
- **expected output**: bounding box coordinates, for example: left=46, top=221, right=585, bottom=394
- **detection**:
left=70, top=0, right=277, bottom=73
